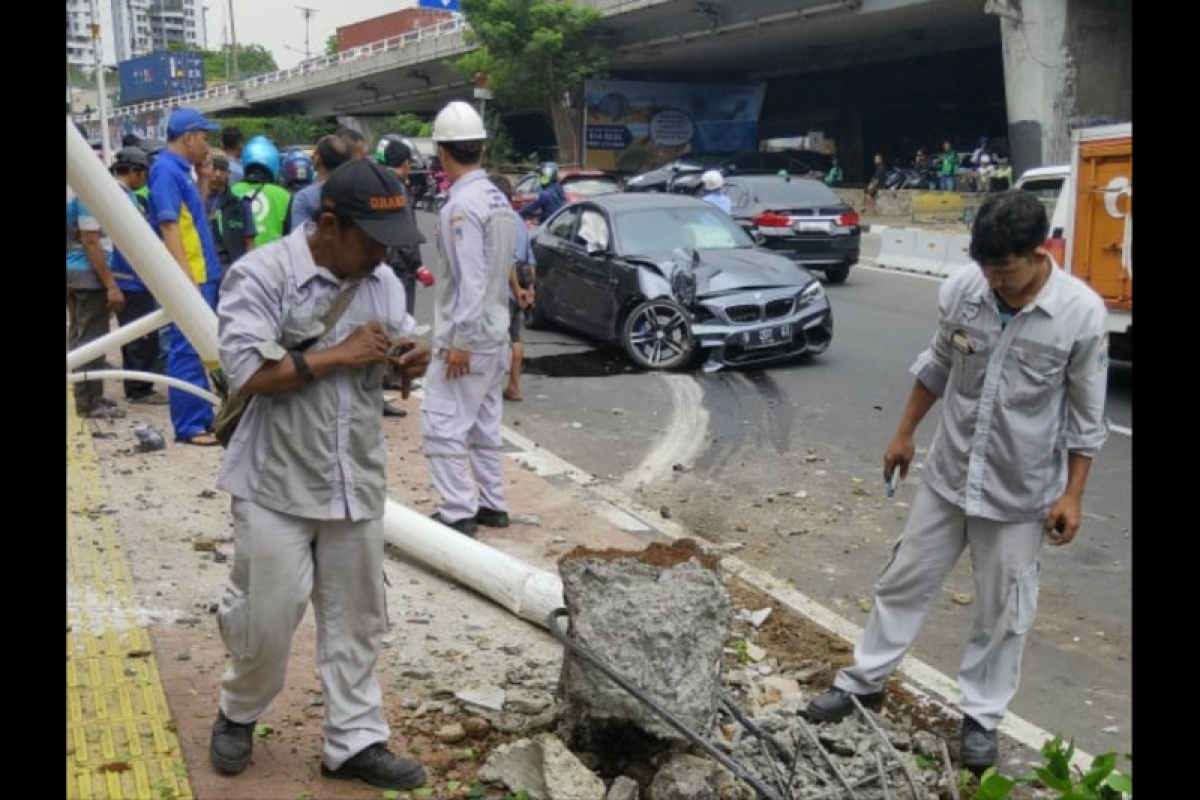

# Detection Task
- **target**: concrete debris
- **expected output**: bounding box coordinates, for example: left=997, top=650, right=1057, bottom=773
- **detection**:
left=748, top=608, right=773, bottom=628
left=606, top=775, right=639, bottom=800
left=480, top=734, right=606, bottom=800
left=454, top=685, right=507, bottom=713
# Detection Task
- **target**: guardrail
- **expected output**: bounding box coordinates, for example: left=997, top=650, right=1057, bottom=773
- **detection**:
left=93, top=15, right=470, bottom=120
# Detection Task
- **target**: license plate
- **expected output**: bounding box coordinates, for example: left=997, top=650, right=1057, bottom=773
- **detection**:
left=795, top=220, right=831, bottom=233
left=743, top=323, right=794, bottom=349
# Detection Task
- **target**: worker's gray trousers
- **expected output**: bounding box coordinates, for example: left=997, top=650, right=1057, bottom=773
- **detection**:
left=217, top=499, right=390, bottom=770
left=421, top=347, right=510, bottom=523
left=834, top=484, right=1044, bottom=730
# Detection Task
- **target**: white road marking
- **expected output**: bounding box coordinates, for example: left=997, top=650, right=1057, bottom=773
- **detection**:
left=1110, top=423, right=1132, bottom=437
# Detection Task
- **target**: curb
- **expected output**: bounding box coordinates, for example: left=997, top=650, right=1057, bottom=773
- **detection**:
left=498, top=421, right=1096, bottom=772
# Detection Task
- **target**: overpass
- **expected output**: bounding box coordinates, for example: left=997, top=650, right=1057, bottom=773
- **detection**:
left=96, top=0, right=1130, bottom=174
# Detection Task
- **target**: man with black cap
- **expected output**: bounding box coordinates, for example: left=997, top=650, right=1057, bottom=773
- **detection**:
left=211, top=158, right=432, bottom=792
left=108, top=146, right=167, bottom=404
left=148, top=106, right=225, bottom=445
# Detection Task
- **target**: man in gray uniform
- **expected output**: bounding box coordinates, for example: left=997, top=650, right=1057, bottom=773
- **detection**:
left=802, top=191, right=1110, bottom=771
left=211, top=159, right=432, bottom=791
left=421, top=101, right=518, bottom=537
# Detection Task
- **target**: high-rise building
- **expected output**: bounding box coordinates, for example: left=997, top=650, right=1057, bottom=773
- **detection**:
left=67, top=0, right=100, bottom=70
left=111, top=0, right=207, bottom=63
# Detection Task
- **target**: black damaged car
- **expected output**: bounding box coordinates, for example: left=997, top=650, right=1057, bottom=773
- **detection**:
left=526, top=194, right=833, bottom=371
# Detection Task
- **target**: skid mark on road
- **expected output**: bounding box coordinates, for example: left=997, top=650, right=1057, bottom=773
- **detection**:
left=618, top=374, right=707, bottom=492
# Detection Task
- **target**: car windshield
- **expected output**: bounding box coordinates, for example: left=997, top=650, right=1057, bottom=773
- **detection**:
left=614, top=205, right=754, bottom=258
left=564, top=177, right=621, bottom=197
left=743, top=179, right=842, bottom=206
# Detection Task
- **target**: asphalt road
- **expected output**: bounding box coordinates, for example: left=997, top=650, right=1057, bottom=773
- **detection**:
left=408, top=213, right=1132, bottom=759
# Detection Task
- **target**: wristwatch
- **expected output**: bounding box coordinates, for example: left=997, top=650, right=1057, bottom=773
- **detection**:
left=289, top=350, right=315, bottom=385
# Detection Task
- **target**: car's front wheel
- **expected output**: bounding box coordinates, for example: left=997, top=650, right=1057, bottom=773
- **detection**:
left=620, top=299, right=697, bottom=370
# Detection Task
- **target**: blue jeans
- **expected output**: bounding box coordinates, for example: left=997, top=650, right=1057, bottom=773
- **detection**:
left=939, top=175, right=956, bottom=192
left=167, top=280, right=219, bottom=440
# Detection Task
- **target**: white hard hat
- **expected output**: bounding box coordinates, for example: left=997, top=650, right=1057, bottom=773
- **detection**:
left=432, top=101, right=488, bottom=142
left=701, top=170, right=725, bottom=191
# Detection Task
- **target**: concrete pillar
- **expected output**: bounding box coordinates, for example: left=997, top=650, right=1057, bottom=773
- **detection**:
left=996, top=0, right=1132, bottom=176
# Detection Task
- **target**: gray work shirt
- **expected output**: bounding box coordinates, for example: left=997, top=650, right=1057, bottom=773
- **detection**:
left=911, top=261, right=1110, bottom=522
left=216, top=224, right=416, bottom=521
left=433, top=169, right=515, bottom=354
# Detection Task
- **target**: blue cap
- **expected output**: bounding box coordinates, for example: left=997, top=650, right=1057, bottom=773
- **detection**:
left=166, top=107, right=221, bottom=140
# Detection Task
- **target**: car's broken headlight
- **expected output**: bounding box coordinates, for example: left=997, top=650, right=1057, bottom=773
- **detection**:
left=671, top=268, right=697, bottom=307
left=797, top=281, right=826, bottom=308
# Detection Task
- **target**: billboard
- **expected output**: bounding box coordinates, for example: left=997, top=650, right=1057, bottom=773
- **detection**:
left=119, top=51, right=205, bottom=105
left=417, top=0, right=461, bottom=10
left=584, top=79, right=766, bottom=172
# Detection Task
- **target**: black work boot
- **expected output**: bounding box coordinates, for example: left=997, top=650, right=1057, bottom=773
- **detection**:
left=209, top=710, right=255, bottom=775
left=320, top=742, right=427, bottom=790
left=801, top=686, right=885, bottom=723
left=431, top=511, right=478, bottom=538
left=961, top=715, right=999, bottom=770
left=474, top=506, right=510, bottom=528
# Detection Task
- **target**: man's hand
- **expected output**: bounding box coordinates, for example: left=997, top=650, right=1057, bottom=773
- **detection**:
left=517, top=287, right=536, bottom=309
left=389, top=339, right=432, bottom=399
left=105, top=285, right=126, bottom=314
left=882, top=433, right=917, bottom=484
left=1044, top=494, right=1083, bottom=546
left=338, top=321, right=391, bottom=369
left=444, top=347, right=471, bottom=379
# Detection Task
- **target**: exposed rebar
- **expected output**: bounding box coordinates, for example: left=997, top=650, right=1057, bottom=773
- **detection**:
left=850, top=695, right=923, bottom=800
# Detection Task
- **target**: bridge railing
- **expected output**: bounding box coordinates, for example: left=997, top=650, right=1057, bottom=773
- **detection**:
left=100, top=15, right=470, bottom=120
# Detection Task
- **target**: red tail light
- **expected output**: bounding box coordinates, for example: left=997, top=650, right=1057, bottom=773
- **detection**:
left=836, top=210, right=861, bottom=227
left=753, top=211, right=791, bottom=228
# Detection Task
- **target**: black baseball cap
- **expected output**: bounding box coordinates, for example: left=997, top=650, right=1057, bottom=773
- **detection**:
left=113, top=146, right=149, bottom=168
left=320, top=159, right=418, bottom=247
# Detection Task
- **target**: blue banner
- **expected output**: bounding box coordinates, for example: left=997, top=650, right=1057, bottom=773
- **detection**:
left=418, top=0, right=461, bottom=10
left=584, top=79, right=766, bottom=172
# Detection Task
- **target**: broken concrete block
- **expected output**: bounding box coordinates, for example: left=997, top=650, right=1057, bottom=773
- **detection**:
left=558, top=540, right=731, bottom=749
left=480, top=734, right=606, bottom=800
left=648, top=753, right=720, bottom=800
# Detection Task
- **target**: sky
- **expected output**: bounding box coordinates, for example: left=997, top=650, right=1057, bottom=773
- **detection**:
left=102, top=0, right=436, bottom=71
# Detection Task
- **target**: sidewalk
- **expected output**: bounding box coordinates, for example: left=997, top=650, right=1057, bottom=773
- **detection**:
left=67, top=388, right=668, bottom=799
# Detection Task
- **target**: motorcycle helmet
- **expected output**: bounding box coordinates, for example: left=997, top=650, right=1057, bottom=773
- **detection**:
left=374, top=134, right=412, bottom=168
left=242, top=135, right=281, bottom=183
left=539, top=162, right=560, bottom=186
left=280, top=150, right=314, bottom=189
left=701, top=170, right=724, bottom=191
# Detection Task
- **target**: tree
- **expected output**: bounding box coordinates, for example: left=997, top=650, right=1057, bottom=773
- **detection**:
left=455, top=0, right=609, bottom=166
left=200, top=44, right=280, bottom=84
left=325, top=34, right=340, bottom=57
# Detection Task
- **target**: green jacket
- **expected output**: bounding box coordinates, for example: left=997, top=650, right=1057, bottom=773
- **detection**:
left=231, top=180, right=291, bottom=247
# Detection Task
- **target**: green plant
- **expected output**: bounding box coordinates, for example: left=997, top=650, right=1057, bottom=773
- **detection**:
left=729, top=638, right=752, bottom=665
left=962, top=736, right=1132, bottom=800
left=1025, top=736, right=1132, bottom=799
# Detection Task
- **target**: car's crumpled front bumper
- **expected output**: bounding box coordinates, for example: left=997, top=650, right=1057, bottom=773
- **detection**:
left=690, top=288, right=833, bottom=371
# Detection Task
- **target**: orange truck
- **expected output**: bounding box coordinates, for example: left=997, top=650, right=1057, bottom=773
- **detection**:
left=1055, top=124, right=1133, bottom=360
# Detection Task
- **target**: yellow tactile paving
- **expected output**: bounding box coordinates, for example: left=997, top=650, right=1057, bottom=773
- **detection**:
left=67, top=394, right=194, bottom=800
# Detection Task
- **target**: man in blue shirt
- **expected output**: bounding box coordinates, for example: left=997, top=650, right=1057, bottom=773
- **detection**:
left=68, top=191, right=124, bottom=419
left=148, top=107, right=225, bottom=445
left=517, top=163, right=567, bottom=223
left=108, top=146, right=167, bottom=404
